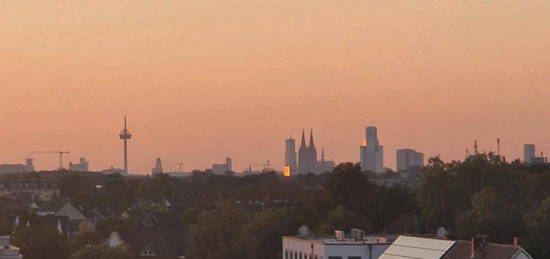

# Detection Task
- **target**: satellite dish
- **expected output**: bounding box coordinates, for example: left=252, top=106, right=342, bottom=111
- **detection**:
left=436, top=226, right=448, bottom=238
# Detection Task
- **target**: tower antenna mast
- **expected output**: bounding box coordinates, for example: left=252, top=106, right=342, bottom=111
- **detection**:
left=119, top=115, right=132, bottom=175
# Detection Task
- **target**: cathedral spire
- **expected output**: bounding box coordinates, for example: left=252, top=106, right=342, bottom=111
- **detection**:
left=300, top=129, right=307, bottom=148
left=309, top=129, right=315, bottom=149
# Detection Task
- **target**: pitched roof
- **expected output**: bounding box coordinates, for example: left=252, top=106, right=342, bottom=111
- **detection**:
left=379, top=236, right=456, bottom=259
left=55, top=202, right=87, bottom=221
left=443, top=240, right=533, bottom=259
left=125, top=213, right=186, bottom=257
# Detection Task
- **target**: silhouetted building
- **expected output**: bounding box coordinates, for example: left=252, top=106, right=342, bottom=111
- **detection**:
left=360, top=127, right=385, bottom=173
left=212, top=157, right=232, bottom=174
left=0, top=181, right=59, bottom=201
left=311, top=148, right=335, bottom=174
left=285, top=137, right=298, bottom=173
left=523, top=144, right=535, bottom=164
left=396, top=149, right=423, bottom=172
left=69, top=157, right=89, bottom=172
left=298, top=130, right=335, bottom=174
left=0, top=159, right=34, bottom=174
left=523, top=144, right=547, bottom=165
left=152, top=158, right=163, bottom=175
left=298, top=129, right=317, bottom=174
left=100, top=166, right=124, bottom=175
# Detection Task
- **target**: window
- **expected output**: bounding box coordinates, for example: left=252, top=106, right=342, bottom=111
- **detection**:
left=328, top=257, right=342, bottom=259
left=285, top=251, right=288, bottom=259
left=348, top=257, right=362, bottom=259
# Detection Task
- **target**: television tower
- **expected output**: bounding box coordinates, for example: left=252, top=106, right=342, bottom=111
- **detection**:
left=119, top=115, right=132, bottom=175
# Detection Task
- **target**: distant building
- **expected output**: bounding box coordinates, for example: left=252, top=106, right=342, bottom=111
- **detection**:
left=55, top=202, right=112, bottom=236
left=285, top=137, right=298, bottom=173
left=0, top=159, right=34, bottom=174
left=360, top=127, right=385, bottom=173
left=311, top=148, right=335, bottom=174
left=69, top=157, right=89, bottom=172
left=298, top=129, right=317, bottom=174
left=0, top=181, right=59, bottom=201
left=396, top=149, right=424, bottom=172
left=212, top=157, right=232, bottom=174
left=152, top=158, right=163, bottom=175
left=283, top=230, right=392, bottom=259
left=100, top=166, right=125, bottom=175
left=297, top=130, right=335, bottom=174
left=523, top=144, right=547, bottom=164
left=523, top=144, right=535, bottom=164
left=0, top=236, right=23, bottom=259
left=125, top=212, right=186, bottom=258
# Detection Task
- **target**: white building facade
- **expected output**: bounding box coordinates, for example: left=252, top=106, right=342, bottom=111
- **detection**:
left=283, top=233, right=391, bottom=259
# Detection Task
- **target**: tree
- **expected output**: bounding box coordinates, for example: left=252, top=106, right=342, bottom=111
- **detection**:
left=103, top=173, right=130, bottom=211
left=417, top=156, right=458, bottom=229
left=13, top=225, right=70, bottom=259
left=135, top=174, right=174, bottom=202
left=80, top=245, right=134, bottom=259
left=185, top=199, right=255, bottom=259
left=453, top=187, right=525, bottom=242
left=58, top=174, right=95, bottom=198
left=246, top=208, right=303, bottom=259
left=370, top=185, right=417, bottom=232
left=523, top=197, right=550, bottom=258
left=316, top=205, right=371, bottom=234
left=323, top=163, right=373, bottom=215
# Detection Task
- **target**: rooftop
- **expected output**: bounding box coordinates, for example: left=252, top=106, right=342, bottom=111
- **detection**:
left=284, top=234, right=395, bottom=245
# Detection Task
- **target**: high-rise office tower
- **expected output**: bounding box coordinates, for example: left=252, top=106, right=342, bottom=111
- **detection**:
left=119, top=115, right=132, bottom=175
left=360, top=126, right=384, bottom=173
left=396, top=149, right=424, bottom=172
left=523, top=144, right=535, bottom=164
left=285, top=137, right=297, bottom=173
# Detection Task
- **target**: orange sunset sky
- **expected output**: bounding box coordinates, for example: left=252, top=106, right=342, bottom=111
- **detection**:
left=1, top=1, right=550, bottom=173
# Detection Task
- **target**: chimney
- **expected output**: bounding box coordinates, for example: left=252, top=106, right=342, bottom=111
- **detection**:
left=513, top=237, right=519, bottom=246
left=334, top=230, right=344, bottom=241
left=470, top=238, right=475, bottom=258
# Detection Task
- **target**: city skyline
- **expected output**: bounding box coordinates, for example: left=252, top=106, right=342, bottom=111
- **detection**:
left=0, top=119, right=546, bottom=173
left=1, top=1, right=550, bottom=172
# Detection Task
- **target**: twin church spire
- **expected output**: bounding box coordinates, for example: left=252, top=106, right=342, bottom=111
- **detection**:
left=286, top=128, right=334, bottom=175
left=300, top=129, right=316, bottom=151
left=298, top=129, right=318, bottom=173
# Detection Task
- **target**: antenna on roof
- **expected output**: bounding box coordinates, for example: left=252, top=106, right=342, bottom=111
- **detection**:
left=497, top=138, right=501, bottom=156
left=474, top=140, right=479, bottom=155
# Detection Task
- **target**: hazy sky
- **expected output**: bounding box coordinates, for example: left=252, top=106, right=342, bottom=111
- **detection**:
left=1, top=1, right=550, bottom=173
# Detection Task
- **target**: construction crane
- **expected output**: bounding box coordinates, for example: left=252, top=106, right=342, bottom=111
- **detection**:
left=31, top=151, right=70, bottom=170
left=248, top=160, right=272, bottom=172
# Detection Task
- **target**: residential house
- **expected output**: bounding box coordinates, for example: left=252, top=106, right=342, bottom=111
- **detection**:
left=378, top=235, right=533, bottom=259
left=0, top=236, right=22, bottom=259
left=125, top=213, right=186, bottom=258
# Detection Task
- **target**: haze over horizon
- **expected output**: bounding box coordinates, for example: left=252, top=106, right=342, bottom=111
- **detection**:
left=1, top=0, right=550, bottom=172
